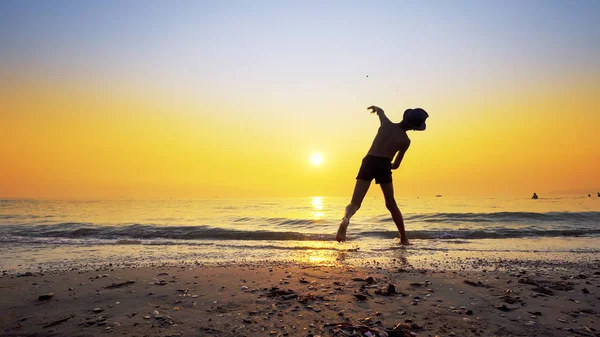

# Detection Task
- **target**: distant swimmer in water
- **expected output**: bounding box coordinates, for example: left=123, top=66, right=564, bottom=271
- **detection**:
left=531, top=193, right=538, bottom=200
left=336, top=106, right=429, bottom=245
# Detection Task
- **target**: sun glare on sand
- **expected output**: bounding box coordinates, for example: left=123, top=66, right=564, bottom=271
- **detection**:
left=310, top=152, right=324, bottom=166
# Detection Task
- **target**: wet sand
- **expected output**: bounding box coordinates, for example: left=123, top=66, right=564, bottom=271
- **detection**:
left=1, top=259, right=598, bottom=337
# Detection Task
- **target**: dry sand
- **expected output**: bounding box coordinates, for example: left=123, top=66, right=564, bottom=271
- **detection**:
left=1, top=261, right=598, bottom=337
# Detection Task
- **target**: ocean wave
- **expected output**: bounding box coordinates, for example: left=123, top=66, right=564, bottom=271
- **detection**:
left=0, top=222, right=599, bottom=244
left=357, top=229, right=600, bottom=239
left=403, top=211, right=600, bottom=223
left=238, top=217, right=327, bottom=226
left=3, top=211, right=598, bottom=225
left=0, top=214, right=55, bottom=220
left=0, top=223, right=327, bottom=241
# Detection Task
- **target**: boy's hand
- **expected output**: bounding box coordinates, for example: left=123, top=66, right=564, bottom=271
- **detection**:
left=367, top=106, right=383, bottom=114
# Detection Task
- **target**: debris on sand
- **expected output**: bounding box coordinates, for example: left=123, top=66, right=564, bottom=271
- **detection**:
left=38, top=293, right=54, bottom=301
left=152, top=310, right=174, bottom=326
left=375, top=283, right=396, bottom=296
left=41, top=315, right=75, bottom=328
left=326, top=322, right=388, bottom=337
left=354, top=293, right=369, bottom=301
left=297, top=293, right=327, bottom=304
left=500, top=295, right=524, bottom=305
left=464, top=280, right=493, bottom=288
left=265, top=287, right=297, bottom=300
left=326, top=318, right=423, bottom=337
left=495, top=304, right=518, bottom=312
left=532, top=286, right=554, bottom=296
left=353, top=276, right=377, bottom=284
left=518, top=277, right=574, bottom=291
left=104, top=280, right=135, bottom=289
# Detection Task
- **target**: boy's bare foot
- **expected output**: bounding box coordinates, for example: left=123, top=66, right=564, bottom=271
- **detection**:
left=400, top=239, right=410, bottom=245
left=336, top=217, right=349, bottom=242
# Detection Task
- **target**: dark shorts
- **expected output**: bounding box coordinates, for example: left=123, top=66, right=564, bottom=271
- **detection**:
left=356, top=155, right=392, bottom=184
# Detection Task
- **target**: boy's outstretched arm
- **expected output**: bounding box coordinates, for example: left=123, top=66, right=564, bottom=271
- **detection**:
left=368, top=106, right=391, bottom=125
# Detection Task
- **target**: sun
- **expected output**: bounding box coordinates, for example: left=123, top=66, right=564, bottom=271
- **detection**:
left=310, top=152, right=324, bottom=166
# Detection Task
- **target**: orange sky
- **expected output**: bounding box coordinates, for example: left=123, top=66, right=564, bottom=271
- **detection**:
left=1, top=73, right=598, bottom=199
left=1, top=2, right=599, bottom=198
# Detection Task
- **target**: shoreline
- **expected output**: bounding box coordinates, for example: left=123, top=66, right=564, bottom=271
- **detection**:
left=1, top=259, right=598, bottom=337
left=2, top=239, right=599, bottom=276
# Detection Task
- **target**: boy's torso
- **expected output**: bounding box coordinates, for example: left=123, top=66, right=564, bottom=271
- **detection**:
left=367, top=123, right=410, bottom=159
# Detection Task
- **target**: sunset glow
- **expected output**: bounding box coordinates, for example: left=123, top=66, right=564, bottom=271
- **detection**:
left=1, top=1, right=598, bottom=198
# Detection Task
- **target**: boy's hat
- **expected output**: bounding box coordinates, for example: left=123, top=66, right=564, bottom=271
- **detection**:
left=403, top=108, right=428, bottom=130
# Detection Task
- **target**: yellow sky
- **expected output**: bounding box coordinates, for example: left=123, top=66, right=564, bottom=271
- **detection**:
left=1, top=74, right=598, bottom=199
left=1, top=2, right=599, bottom=199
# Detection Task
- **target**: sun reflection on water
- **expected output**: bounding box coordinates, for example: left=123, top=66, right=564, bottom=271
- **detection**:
left=291, top=241, right=341, bottom=266
left=307, top=253, right=329, bottom=264
left=311, top=196, right=325, bottom=219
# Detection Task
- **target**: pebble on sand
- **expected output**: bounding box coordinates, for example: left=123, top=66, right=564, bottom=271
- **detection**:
left=38, top=293, right=54, bottom=301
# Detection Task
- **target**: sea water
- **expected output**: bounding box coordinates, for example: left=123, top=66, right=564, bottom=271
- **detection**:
left=0, top=196, right=598, bottom=271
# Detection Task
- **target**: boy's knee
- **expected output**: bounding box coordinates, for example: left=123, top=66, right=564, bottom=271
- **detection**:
left=348, top=201, right=361, bottom=210
left=385, top=199, right=397, bottom=211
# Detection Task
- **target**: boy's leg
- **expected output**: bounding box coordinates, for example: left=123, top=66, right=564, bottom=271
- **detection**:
left=345, top=179, right=371, bottom=219
left=380, top=182, right=409, bottom=244
left=336, top=179, right=371, bottom=242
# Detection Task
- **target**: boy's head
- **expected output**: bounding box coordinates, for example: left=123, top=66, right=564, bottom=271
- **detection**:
left=403, top=108, right=429, bottom=131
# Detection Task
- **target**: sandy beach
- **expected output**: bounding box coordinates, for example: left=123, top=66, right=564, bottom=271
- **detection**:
left=1, top=258, right=598, bottom=337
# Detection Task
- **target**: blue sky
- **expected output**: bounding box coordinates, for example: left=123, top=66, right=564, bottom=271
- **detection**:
left=2, top=0, right=598, bottom=87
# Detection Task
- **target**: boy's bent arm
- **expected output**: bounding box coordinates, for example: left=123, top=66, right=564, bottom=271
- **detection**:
left=392, top=147, right=409, bottom=170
